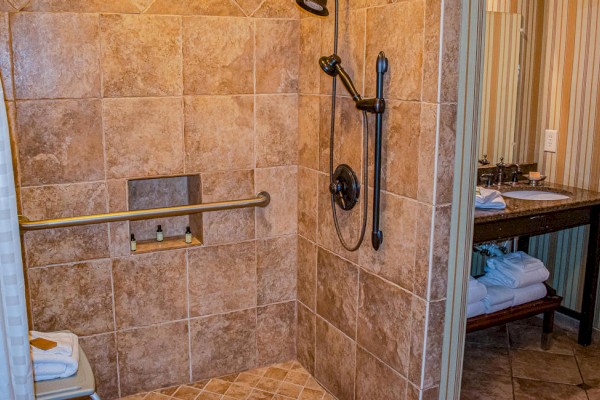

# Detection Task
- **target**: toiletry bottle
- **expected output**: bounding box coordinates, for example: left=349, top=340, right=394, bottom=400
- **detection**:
left=130, top=234, right=137, bottom=251
left=185, top=226, right=192, bottom=244
left=156, top=225, right=164, bottom=242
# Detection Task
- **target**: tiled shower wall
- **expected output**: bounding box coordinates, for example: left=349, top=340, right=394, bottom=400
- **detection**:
left=2, top=0, right=301, bottom=398
left=296, top=0, right=460, bottom=399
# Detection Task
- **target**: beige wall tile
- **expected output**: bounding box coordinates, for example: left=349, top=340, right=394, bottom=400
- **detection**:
left=299, top=18, right=321, bottom=95
left=429, top=205, right=451, bottom=301
left=29, top=260, right=114, bottom=336
left=11, top=13, right=100, bottom=99
left=112, top=250, right=188, bottom=329
left=256, top=20, right=299, bottom=94
left=358, top=192, right=418, bottom=292
left=24, top=224, right=110, bottom=267
left=257, top=236, right=297, bottom=305
left=316, top=247, right=358, bottom=339
left=357, top=271, right=413, bottom=376
left=408, top=295, right=426, bottom=387
left=298, top=167, right=318, bottom=241
left=201, top=170, right=255, bottom=245
left=0, top=13, right=13, bottom=100
left=21, top=182, right=107, bottom=221
left=184, top=96, right=254, bottom=173
left=146, top=0, right=244, bottom=16
left=109, top=221, right=130, bottom=258
left=355, top=347, right=407, bottom=400
left=79, top=333, right=119, bottom=399
left=190, top=309, right=258, bottom=380
left=418, top=103, right=437, bottom=204
left=235, top=0, right=262, bottom=15
left=422, top=0, right=442, bottom=103
left=414, top=203, right=433, bottom=300
left=188, top=242, right=257, bottom=317
left=298, top=95, right=320, bottom=170
left=314, top=318, right=355, bottom=400
left=103, top=97, right=184, bottom=179
left=253, top=0, right=300, bottom=18
left=365, top=1, right=424, bottom=101
left=421, top=300, right=446, bottom=388
left=257, top=301, right=296, bottom=365
left=440, top=0, right=461, bottom=103
left=128, top=176, right=189, bottom=210
left=183, top=17, right=253, bottom=95
left=23, top=0, right=150, bottom=12
left=118, top=321, right=190, bottom=396
left=255, top=166, right=298, bottom=238
left=16, top=99, right=104, bottom=186
left=107, top=179, right=128, bottom=213
left=0, top=1, right=16, bottom=11
left=297, top=302, right=316, bottom=375
left=297, top=236, right=316, bottom=310
left=256, top=95, right=298, bottom=168
left=100, top=14, right=182, bottom=97
left=435, top=104, right=456, bottom=204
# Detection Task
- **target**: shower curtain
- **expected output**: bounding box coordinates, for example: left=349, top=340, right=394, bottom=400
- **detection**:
left=0, top=89, right=34, bottom=398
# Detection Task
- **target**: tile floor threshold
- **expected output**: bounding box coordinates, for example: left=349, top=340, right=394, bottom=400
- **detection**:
left=119, top=360, right=336, bottom=400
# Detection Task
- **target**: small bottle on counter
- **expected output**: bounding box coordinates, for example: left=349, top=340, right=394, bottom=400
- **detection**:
left=185, top=226, right=192, bottom=244
left=130, top=234, right=137, bottom=251
left=156, top=225, right=164, bottom=242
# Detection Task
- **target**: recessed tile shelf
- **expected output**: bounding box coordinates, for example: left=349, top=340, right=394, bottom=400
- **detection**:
left=128, top=175, right=203, bottom=254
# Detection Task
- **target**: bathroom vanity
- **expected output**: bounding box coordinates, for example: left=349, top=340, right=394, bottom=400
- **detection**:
left=473, top=183, right=600, bottom=346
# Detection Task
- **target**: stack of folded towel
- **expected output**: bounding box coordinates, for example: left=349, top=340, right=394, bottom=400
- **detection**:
left=475, top=187, right=506, bottom=209
left=30, top=331, right=79, bottom=382
left=478, top=251, right=549, bottom=314
left=466, top=276, right=487, bottom=318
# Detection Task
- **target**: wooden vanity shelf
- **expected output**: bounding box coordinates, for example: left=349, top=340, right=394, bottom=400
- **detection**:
left=466, top=284, right=562, bottom=349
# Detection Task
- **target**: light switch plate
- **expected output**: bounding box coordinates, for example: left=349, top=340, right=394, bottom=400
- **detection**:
left=544, top=129, right=558, bottom=153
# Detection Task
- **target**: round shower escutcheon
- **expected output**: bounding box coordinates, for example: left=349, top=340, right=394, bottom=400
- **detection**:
left=330, top=164, right=360, bottom=211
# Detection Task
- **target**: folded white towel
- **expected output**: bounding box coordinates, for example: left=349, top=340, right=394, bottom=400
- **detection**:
left=467, top=301, right=486, bottom=318
left=486, top=251, right=544, bottom=272
left=480, top=264, right=549, bottom=288
left=480, top=284, right=515, bottom=308
left=31, top=332, right=79, bottom=382
left=485, top=300, right=513, bottom=314
left=475, top=187, right=506, bottom=209
left=30, top=331, right=75, bottom=356
left=468, top=276, right=488, bottom=304
left=512, top=283, right=547, bottom=307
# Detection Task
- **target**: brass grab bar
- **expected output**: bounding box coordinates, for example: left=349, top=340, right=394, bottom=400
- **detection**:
left=19, top=191, right=271, bottom=231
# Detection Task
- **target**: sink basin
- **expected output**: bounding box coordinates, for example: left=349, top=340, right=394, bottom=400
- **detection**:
left=502, top=190, right=570, bottom=201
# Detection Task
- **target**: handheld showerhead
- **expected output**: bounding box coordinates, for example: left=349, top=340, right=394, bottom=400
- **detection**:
left=319, top=54, right=361, bottom=102
left=295, top=0, right=329, bottom=16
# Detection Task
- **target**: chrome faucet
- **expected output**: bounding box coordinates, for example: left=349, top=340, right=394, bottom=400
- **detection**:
left=495, top=157, right=517, bottom=186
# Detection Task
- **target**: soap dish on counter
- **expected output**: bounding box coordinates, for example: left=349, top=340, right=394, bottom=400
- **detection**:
left=523, top=174, right=547, bottom=187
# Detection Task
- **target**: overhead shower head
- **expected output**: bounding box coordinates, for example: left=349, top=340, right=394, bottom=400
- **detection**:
left=295, top=0, right=329, bottom=16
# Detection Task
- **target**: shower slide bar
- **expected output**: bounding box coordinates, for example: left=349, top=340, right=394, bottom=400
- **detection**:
left=18, top=192, right=271, bottom=231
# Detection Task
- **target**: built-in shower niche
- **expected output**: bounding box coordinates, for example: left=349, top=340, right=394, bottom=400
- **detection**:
left=128, top=175, right=202, bottom=254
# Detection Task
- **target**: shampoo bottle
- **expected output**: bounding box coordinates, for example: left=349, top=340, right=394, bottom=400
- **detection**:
left=130, top=234, right=137, bottom=251
left=156, top=225, right=164, bottom=242
left=185, top=226, right=192, bottom=244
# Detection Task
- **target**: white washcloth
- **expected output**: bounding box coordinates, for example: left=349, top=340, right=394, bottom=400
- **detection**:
left=31, top=332, right=79, bottom=382
left=480, top=265, right=549, bottom=289
left=480, top=285, right=515, bottom=309
left=468, top=276, right=488, bottom=304
left=30, top=331, right=75, bottom=356
left=485, top=300, right=513, bottom=314
left=486, top=251, right=544, bottom=272
left=512, top=283, right=547, bottom=307
left=475, top=187, right=506, bottom=209
left=467, top=301, right=486, bottom=318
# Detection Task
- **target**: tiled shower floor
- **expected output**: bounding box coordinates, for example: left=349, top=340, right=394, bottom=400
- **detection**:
left=119, top=360, right=335, bottom=400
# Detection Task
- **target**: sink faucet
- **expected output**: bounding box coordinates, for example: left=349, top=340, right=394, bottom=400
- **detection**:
left=496, top=157, right=516, bottom=186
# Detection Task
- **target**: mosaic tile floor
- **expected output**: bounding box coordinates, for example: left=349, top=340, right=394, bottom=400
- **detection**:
left=119, top=360, right=336, bottom=400
left=462, top=316, right=600, bottom=399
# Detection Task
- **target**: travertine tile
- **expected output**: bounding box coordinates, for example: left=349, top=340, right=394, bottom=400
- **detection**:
left=201, top=170, right=255, bottom=245
left=298, top=96, right=320, bottom=170
left=257, top=302, right=296, bottom=365
left=253, top=0, right=300, bottom=18
left=146, top=0, right=244, bottom=16
left=439, top=0, right=461, bottom=103
left=297, top=236, right=317, bottom=310
left=109, top=221, right=130, bottom=258
left=256, top=95, right=298, bottom=168
left=190, top=309, right=257, bottom=380
left=299, top=18, right=321, bottom=95
left=255, top=20, right=299, bottom=94
left=257, top=236, right=297, bottom=305
left=100, top=14, right=182, bottom=97
left=355, top=347, right=407, bottom=400
left=0, top=13, right=12, bottom=100
left=118, top=321, right=190, bottom=396
left=235, top=0, right=262, bottom=15
left=103, top=97, right=184, bottom=179
left=11, top=13, right=100, bottom=99
left=462, top=342, right=511, bottom=377
left=107, top=179, right=128, bottom=213
left=511, top=349, right=582, bottom=385
left=20, top=182, right=107, bottom=221
left=112, top=250, right=187, bottom=329
left=296, top=302, right=316, bottom=375
left=16, top=99, right=104, bottom=186
left=29, top=260, right=114, bottom=336
left=255, top=166, right=298, bottom=238
left=0, top=1, right=15, bottom=11
left=513, top=378, right=588, bottom=400
left=460, top=371, right=513, bottom=400
left=24, top=224, right=110, bottom=267
left=576, top=355, right=600, bottom=387
left=298, top=167, right=318, bottom=241
left=80, top=333, right=119, bottom=399
left=508, top=321, right=577, bottom=356
left=357, top=270, right=412, bottom=375
left=417, top=103, right=437, bottom=204
left=183, top=17, right=253, bottom=94
left=188, top=242, right=257, bottom=317
left=421, top=299, right=445, bottom=388
left=316, top=248, right=358, bottom=339
left=422, top=0, right=442, bottom=103
left=23, top=0, right=153, bottom=12
left=435, top=104, right=456, bottom=204
left=365, top=1, right=424, bottom=101
left=314, top=318, right=355, bottom=400
left=185, top=96, right=254, bottom=173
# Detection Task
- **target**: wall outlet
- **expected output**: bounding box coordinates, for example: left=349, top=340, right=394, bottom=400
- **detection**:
left=544, top=129, right=558, bottom=153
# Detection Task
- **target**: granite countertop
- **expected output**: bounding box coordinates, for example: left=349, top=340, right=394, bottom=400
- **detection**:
left=474, top=181, right=600, bottom=224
